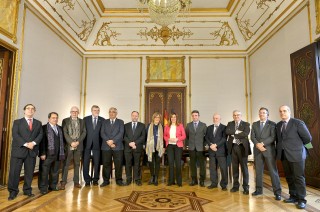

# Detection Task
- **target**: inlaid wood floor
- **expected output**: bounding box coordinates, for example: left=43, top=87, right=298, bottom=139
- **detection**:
left=0, top=164, right=319, bottom=212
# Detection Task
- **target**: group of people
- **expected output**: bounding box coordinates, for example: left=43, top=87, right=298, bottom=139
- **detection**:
left=7, top=104, right=312, bottom=210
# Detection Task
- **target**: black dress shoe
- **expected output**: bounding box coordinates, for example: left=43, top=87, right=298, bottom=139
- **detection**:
left=85, top=182, right=91, bottom=187
left=243, top=190, right=249, bottom=195
left=135, top=181, right=142, bottom=186
left=92, top=181, right=99, bottom=186
left=275, top=195, right=281, bottom=201
left=207, top=184, right=218, bottom=189
left=8, top=193, right=17, bottom=201
left=221, top=187, right=228, bottom=191
left=40, top=191, right=48, bottom=195
left=189, top=180, right=198, bottom=186
left=177, top=184, right=182, bottom=187
left=100, top=182, right=110, bottom=187
left=200, top=181, right=205, bottom=187
left=116, top=181, right=125, bottom=186
left=24, top=193, right=35, bottom=197
left=252, top=191, right=262, bottom=196
left=283, top=197, right=297, bottom=203
left=296, top=202, right=306, bottom=209
left=167, top=183, right=173, bottom=186
left=230, top=187, right=239, bottom=192
left=48, top=187, right=59, bottom=191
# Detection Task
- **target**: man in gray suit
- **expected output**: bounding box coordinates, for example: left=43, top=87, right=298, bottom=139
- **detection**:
left=185, top=110, right=207, bottom=187
left=61, top=106, right=86, bottom=189
left=276, top=105, right=312, bottom=209
left=251, top=107, right=281, bottom=200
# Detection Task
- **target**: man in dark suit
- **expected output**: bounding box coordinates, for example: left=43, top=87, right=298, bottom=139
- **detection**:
left=38, top=112, right=65, bottom=194
left=124, top=111, right=146, bottom=186
left=61, top=106, right=86, bottom=189
left=276, top=105, right=312, bottom=209
left=251, top=107, right=281, bottom=200
left=100, top=107, right=125, bottom=186
left=185, top=110, right=207, bottom=187
left=83, top=105, right=105, bottom=186
left=226, top=110, right=251, bottom=195
left=8, top=104, right=43, bottom=200
left=205, top=113, right=228, bottom=191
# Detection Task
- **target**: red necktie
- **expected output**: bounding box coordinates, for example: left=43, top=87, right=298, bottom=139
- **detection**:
left=28, top=119, right=33, bottom=131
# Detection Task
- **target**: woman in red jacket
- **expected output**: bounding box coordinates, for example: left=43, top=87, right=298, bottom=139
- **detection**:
left=164, top=113, right=186, bottom=187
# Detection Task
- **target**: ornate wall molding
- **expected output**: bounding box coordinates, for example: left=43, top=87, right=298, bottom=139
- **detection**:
left=42, top=0, right=96, bottom=42
left=93, top=20, right=238, bottom=47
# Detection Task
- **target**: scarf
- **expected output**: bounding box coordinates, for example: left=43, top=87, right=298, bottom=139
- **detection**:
left=146, top=123, right=164, bottom=162
left=47, top=123, right=65, bottom=160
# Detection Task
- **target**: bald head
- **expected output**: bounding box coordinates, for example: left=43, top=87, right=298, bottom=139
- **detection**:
left=279, top=105, right=291, bottom=120
left=213, top=113, right=221, bottom=125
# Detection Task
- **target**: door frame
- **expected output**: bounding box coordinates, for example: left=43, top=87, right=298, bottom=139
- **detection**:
left=0, top=42, right=18, bottom=186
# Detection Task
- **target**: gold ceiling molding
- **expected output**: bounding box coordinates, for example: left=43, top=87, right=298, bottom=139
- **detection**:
left=0, top=0, right=20, bottom=43
left=138, top=26, right=193, bottom=45
left=93, top=20, right=238, bottom=47
left=42, top=0, right=96, bottom=41
left=95, top=0, right=235, bottom=15
left=235, top=0, right=286, bottom=41
left=93, top=22, right=120, bottom=46
left=315, top=0, right=320, bottom=34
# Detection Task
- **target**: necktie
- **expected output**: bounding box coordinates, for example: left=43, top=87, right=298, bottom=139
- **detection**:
left=281, top=121, right=287, bottom=136
left=28, top=119, right=32, bottom=131
left=235, top=122, right=241, bottom=145
left=93, top=117, right=97, bottom=130
left=260, top=122, right=264, bottom=132
left=111, top=120, right=114, bottom=125
left=194, top=122, right=197, bottom=131
left=53, top=125, right=58, bottom=135
left=213, top=125, right=218, bottom=137
left=132, top=122, right=136, bottom=134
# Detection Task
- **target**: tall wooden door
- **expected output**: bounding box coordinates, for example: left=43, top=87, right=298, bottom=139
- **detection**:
left=145, top=87, right=186, bottom=125
left=0, top=49, right=12, bottom=185
left=290, top=42, right=320, bottom=188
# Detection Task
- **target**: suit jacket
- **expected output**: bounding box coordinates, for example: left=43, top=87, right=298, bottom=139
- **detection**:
left=84, top=115, right=105, bottom=150
left=11, top=118, right=43, bottom=158
left=164, top=124, right=186, bottom=148
left=100, top=118, right=124, bottom=151
left=251, top=120, right=276, bottom=158
left=62, top=117, right=86, bottom=151
left=124, top=122, right=146, bottom=153
left=185, top=121, right=207, bottom=151
left=205, top=124, right=227, bottom=157
left=225, top=120, right=251, bottom=156
left=276, top=118, right=312, bottom=162
left=39, top=123, right=64, bottom=157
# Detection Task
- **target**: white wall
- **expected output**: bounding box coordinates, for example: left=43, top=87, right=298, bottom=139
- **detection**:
left=249, top=7, right=310, bottom=122
left=190, top=57, right=247, bottom=126
left=19, top=9, right=82, bottom=124
left=85, top=57, right=141, bottom=123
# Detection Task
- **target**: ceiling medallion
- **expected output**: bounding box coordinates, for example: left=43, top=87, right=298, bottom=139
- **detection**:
left=138, top=25, right=192, bottom=44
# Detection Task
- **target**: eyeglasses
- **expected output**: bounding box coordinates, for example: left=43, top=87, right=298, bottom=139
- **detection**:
left=71, top=111, right=79, bottom=113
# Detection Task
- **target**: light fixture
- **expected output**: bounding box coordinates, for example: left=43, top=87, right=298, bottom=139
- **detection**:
left=138, top=0, right=191, bottom=27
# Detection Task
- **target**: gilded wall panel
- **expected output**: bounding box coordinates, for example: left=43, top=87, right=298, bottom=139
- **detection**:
left=316, top=0, right=320, bottom=34
left=0, top=0, right=19, bottom=42
left=93, top=20, right=238, bottom=47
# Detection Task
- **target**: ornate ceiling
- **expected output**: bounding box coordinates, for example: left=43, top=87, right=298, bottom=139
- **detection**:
left=27, top=0, right=306, bottom=53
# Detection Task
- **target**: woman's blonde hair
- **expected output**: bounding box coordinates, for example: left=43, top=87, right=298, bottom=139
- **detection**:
left=152, top=112, right=162, bottom=123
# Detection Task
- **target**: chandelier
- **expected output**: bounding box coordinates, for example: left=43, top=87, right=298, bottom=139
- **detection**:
left=138, top=0, right=192, bottom=27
